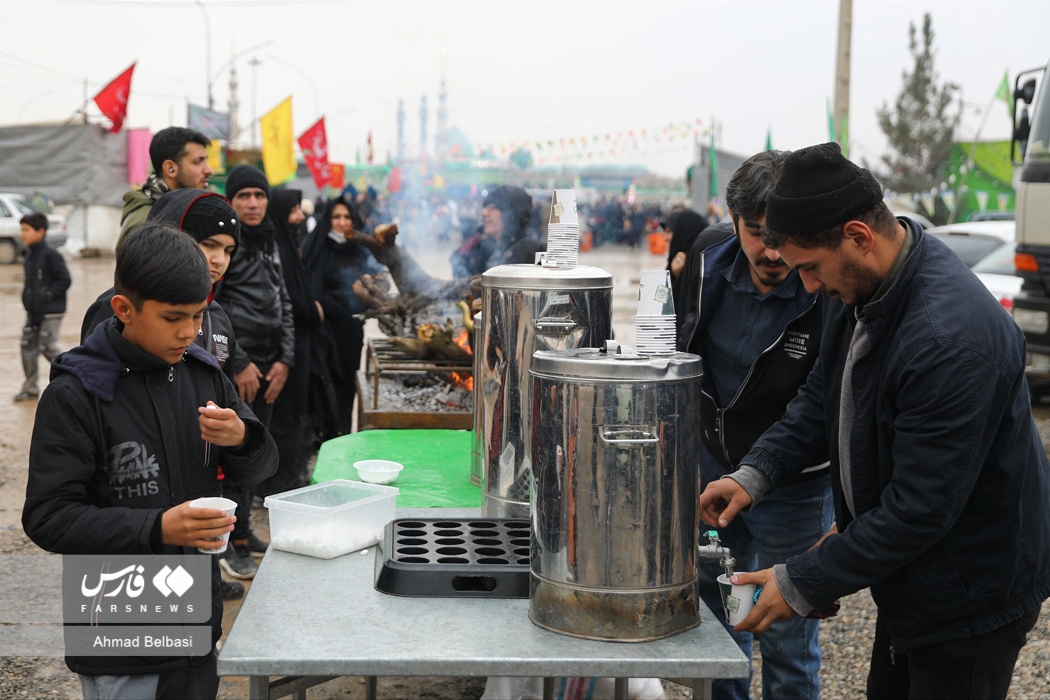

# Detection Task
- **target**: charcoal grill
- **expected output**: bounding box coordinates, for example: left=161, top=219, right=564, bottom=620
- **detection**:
left=355, top=338, right=473, bottom=431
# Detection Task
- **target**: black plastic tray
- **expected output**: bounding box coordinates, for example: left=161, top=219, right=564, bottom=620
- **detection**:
left=374, top=518, right=530, bottom=598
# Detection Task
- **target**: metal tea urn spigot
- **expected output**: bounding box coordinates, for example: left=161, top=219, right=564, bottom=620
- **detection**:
left=699, top=530, right=736, bottom=579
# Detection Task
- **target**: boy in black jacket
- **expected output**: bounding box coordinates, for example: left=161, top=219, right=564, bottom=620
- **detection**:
left=16, top=211, right=70, bottom=401
left=22, top=223, right=278, bottom=700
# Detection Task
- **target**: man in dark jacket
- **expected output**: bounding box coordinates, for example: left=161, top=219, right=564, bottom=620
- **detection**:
left=16, top=211, right=70, bottom=401
left=23, top=223, right=278, bottom=699
left=684, top=151, right=830, bottom=700
left=213, top=165, right=295, bottom=579
left=700, top=143, right=1050, bottom=699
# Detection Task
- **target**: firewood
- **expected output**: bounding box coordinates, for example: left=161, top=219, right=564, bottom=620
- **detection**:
left=388, top=337, right=429, bottom=358
left=416, top=322, right=471, bottom=360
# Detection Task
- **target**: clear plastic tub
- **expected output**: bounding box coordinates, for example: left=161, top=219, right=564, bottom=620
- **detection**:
left=264, top=480, right=399, bottom=559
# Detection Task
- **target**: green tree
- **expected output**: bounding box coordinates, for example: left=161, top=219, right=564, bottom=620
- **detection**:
left=876, top=13, right=960, bottom=194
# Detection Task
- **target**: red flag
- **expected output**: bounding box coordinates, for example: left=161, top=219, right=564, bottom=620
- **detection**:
left=297, top=117, right=332, bottom=190
left=93, top=63, right=136, bottom=133
left=329, top=163, right=345, bottom=191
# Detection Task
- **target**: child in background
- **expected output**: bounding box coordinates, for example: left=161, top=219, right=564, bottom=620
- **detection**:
left=16, top=211, right=70, bottom=401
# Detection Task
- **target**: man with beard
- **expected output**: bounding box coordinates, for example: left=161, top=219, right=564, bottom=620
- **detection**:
left=450, top=185, right=542, bottom=277
left=682, top=150, right=831, bottom=700
left=212, top=165, right=295, bottom=580
left=700, top=143, right=1050, bottom=700
left=119, top=127, right=214, bottom=243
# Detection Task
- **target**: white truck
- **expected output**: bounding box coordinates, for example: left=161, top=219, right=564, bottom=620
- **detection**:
left=1009, top=61, right=1050, bottom=395
left=0, top=192, right=68, bottom=264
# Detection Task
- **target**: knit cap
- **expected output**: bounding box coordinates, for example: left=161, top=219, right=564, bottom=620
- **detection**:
left=182, top=195, right=240, bottom=246
left=224, top=165, right=271, bottom=200
left=765, top=142, right=883, bottom=235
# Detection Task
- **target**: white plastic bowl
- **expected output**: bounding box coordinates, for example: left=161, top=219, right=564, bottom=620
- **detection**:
left=353, top=459, right=404, bottom=485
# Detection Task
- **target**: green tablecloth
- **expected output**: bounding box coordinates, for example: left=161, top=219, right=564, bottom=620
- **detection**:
left=311, top=429, right=482, bottom=508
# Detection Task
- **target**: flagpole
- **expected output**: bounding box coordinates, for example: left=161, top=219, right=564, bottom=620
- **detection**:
left=947, top=92, right=998, bottom=224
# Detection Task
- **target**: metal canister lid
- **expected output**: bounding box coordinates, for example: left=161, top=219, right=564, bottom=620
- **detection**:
left=482, top=263, right=613, bottom=291
left=530, top=342, right=702, bottom=382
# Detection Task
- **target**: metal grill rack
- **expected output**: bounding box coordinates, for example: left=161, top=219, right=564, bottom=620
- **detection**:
left=354, top=338, right=474, bottom=431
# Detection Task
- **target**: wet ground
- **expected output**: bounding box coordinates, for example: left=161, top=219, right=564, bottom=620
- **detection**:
left=2, top=242, right=1048, bottom=699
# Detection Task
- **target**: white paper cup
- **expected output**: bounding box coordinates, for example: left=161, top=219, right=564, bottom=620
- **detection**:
left=717, top=574, right=758, bottom=626
left=190, top=496, right=237, bottom=554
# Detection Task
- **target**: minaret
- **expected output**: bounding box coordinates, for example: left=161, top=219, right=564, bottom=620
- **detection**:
left=436, top=50, right=449, bottom=160
left=228, top=61, right=240, bottom=147
left=397, top=98, right=405, bottom=163
left=419, top=95, right=428, bottom=160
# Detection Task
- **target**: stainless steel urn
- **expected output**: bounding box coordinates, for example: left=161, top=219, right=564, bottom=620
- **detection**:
left=528, top=341, right=702, bottom=641
left=470, top=311, right=483, bottom=486
left=479, top=264, right=613, bottom=517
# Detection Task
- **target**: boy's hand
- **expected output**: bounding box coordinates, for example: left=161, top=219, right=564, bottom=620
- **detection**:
left=235, top=362, right=263, bottom=403
left=161, top=501, right=235, bottom=549
left=198, top=401, right=246, bottom=448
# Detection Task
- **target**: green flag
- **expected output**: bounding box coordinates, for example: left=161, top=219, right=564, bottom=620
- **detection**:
left=764, top=126, right=772, bottom=151
left=995, top=69, right=1012, bottom=118
left=995, top=69, right=1012, bottom=103
left=839, top=112, right=849, bottom=159
left=708, top=138, right=719, bottom=199
left=827, top=99, right=836, bottom=142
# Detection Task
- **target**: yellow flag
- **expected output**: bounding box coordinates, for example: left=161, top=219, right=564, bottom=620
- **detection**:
left=260, top=97, right=296, bottom=186
left=206, top=139, right=224, bottom=174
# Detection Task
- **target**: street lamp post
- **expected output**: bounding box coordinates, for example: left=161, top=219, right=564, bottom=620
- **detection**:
left=249, top=57, right=261, bottom=149
left=195, top=0, right=212, bottom=108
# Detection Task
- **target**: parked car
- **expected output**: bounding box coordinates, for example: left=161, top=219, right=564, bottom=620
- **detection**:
left=0, top=192, right=68, bottom=264
left=972, top=241, right=1022, bottom=311
left=926, top=221, right=1015, bottom=268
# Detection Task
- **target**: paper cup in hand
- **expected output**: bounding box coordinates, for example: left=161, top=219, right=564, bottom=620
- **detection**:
left=717, top=574, right=758, bottom=626
left=189, top=496, right=237, bottom=554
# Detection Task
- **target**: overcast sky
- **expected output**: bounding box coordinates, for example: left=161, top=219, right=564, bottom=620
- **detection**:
left=1, top=0, right=1047, bottom=179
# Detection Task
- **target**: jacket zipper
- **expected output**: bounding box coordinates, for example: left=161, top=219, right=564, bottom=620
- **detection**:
left=889, top=645, right=896, bottom=665
left=168, top=367, right=174, bottom=382
left=715, top=299, right=817, bottom=466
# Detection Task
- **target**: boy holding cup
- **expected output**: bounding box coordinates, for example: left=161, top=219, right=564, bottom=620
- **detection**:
left=22, top=223, right=278, bottom=699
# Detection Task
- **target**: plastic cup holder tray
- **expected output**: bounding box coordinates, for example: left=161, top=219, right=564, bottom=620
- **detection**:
left=374, top=518, right=530, bottom=598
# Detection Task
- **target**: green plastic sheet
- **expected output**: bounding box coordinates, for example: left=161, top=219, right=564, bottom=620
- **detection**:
left=311, top=429, right=482, bottom=508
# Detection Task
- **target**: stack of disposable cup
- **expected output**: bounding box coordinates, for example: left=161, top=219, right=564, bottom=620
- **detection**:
left=546, top=189, right=580, bottom=266
left=635, top=269, right=676, bottom=355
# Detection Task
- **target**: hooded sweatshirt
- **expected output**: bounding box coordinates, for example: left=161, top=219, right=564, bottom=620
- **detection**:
left=22, top=320, right=278, bottom=675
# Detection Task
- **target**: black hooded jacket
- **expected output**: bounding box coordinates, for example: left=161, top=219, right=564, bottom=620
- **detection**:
left=79, top=190, right=251, bottom=376
left=22, top=320, right=278, bottom=675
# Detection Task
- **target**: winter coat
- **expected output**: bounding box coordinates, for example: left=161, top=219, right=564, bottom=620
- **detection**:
left=744, top=220, right=1050, bottom=652
left=214, top=219, right=296, bottom=369
left=22, top=240, right=70, bottom=323
left=119, top=173, right=169, bottom=244
left=684, top=233, right=824, bottom=476
left=22, top=319, right=278, bottom=675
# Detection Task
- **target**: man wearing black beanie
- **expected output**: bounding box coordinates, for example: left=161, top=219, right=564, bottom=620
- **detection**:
left=214, top=164, right=295, bottom=581
left=700, top=142, right=1050, bottom=699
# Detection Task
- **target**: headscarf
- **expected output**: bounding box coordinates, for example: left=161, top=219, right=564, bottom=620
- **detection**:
left=147, top=190, right=240, bottom=247
left=665, top=208, right=707, bottom=270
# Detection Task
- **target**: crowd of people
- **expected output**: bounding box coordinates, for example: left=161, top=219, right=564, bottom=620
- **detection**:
left=14, top=125, right=1050, bottom=700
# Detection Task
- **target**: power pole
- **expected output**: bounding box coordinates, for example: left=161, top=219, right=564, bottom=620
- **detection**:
left=833, top=0, right=852, bottom=156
